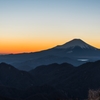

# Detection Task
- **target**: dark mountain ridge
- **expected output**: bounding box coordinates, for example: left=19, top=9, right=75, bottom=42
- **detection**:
left=1, top=61, right=100, bottom=99
left=29, top=60, right=100, bottom=99
left=0, top=63, right=36, bottom=90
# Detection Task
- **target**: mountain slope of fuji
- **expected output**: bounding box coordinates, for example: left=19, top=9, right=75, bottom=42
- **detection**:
left=54, top=39, right=100, bottom=57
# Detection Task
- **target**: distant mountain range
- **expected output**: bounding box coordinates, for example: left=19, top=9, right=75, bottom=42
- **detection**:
left=1, top=61, right=100, bottom=99
left=0, top=38, right=100, bottom=71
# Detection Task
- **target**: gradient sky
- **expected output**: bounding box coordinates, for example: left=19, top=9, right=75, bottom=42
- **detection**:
left=0, top=0, right=100, bottom=54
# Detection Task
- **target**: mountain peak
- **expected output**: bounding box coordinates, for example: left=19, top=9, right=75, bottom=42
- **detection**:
left=72, top=38, right=82, bottom=40
left=55, top=38, right=97, bottom=49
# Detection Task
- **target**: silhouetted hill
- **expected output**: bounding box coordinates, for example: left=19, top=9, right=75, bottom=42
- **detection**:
left=29, top=60, right=100, bottom=99
left=0, top=85, right=23, bottom=99
left=0, top=63, right=35, bottom=89
left=30, top=63, right=74, bottom=86
left=1, top=61, right=100, bottom=99
left=0, top=96, right=14, bottom=100
left=24, top=85, right=67, bottom=100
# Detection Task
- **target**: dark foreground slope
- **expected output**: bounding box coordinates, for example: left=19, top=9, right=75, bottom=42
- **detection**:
left=1, top=61, right=100, bottom=99
left=0, top=63, right=69, bottom=100
left=0, top=62, right=36, bottom=89
left=30, top=60, right=100, bottom=99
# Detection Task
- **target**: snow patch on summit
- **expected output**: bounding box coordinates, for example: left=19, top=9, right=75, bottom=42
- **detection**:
left=56, top=39, right=95, bottom=49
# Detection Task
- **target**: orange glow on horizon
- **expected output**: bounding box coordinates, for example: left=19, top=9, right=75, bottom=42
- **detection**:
left=1, top=39, right=100, bottom=54
left=0, top=41, right=58, bottom=54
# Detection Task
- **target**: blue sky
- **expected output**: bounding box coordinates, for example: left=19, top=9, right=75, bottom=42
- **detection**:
left=0, top=0, right=100, bottom=53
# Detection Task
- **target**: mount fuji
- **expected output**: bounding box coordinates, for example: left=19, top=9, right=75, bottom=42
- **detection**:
left=56, top=39, right=97, bottom=49
left=53, top=38, right=99, bottom=57
left=0, top=38, right=100, bottom=71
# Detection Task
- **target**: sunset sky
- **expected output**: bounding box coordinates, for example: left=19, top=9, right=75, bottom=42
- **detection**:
left=0, top=0, right=100, bottom=54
